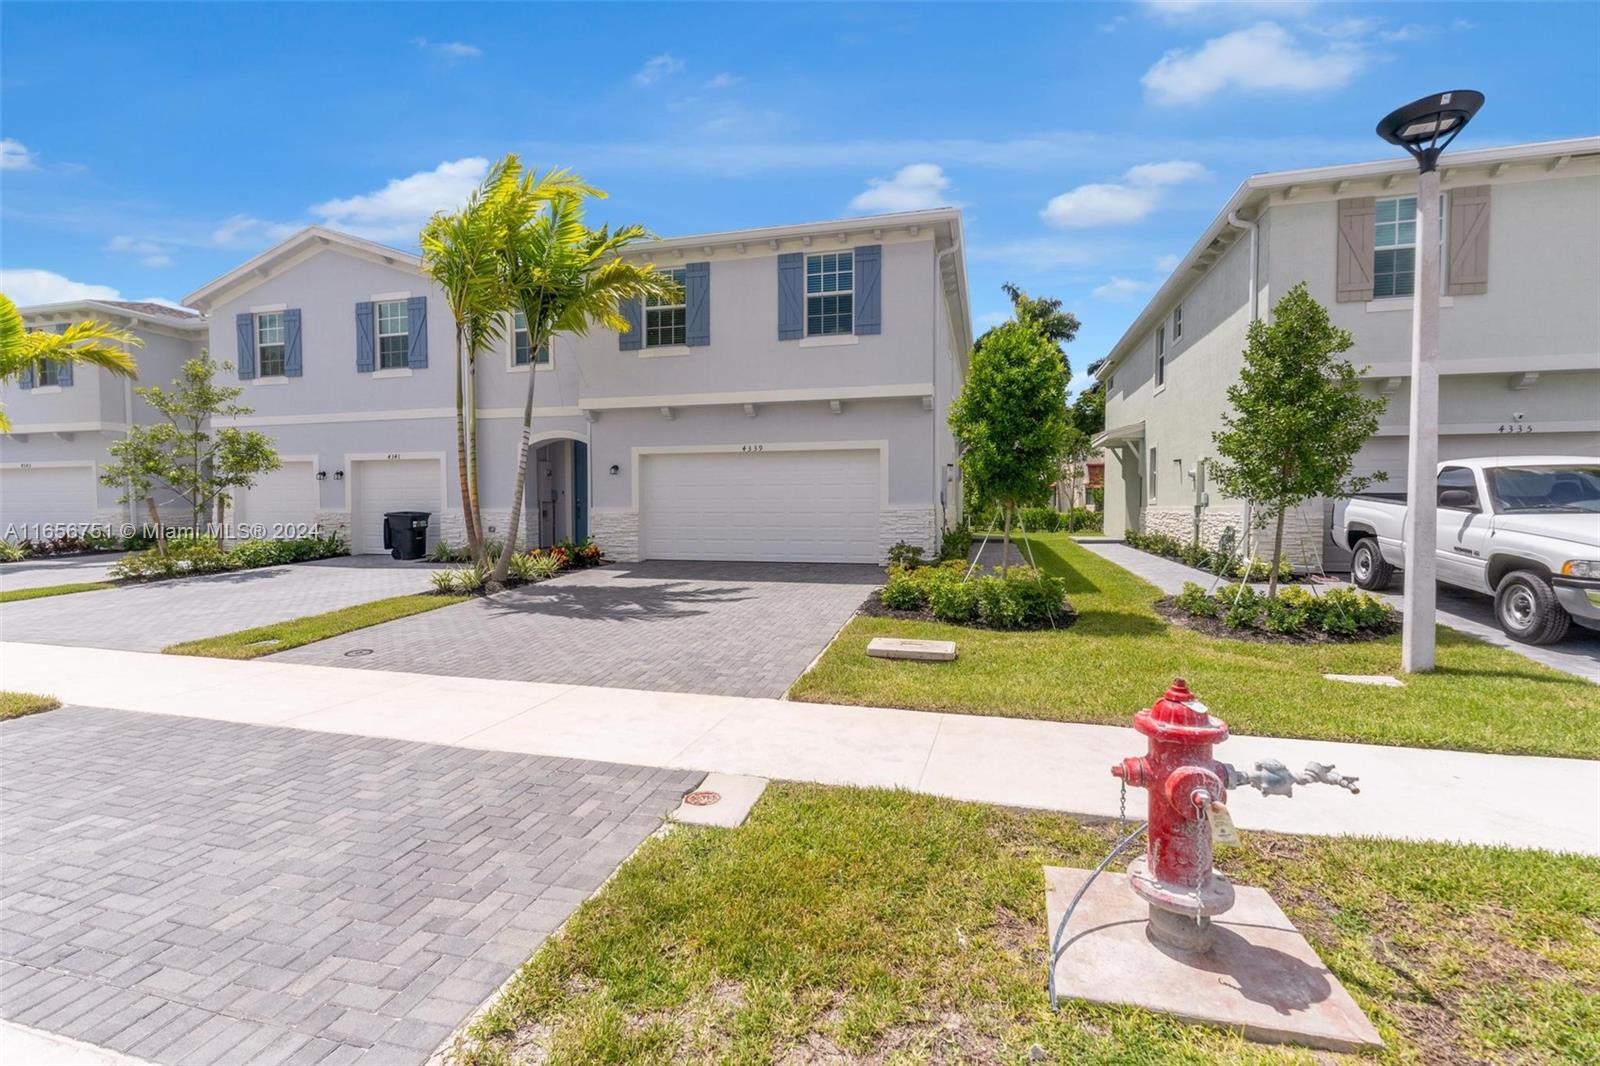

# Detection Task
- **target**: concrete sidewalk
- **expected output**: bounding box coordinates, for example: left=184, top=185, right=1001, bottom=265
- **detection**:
left=1078, top=541, right=1600, bottom=684
left=3, top=642, right=1595, bottom=856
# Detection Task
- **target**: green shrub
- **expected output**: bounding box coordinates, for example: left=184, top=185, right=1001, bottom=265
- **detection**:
left=111, top=538, right=235, bottom=581
left=428, top=541, right=469, bottom=563
left=938, top=526, right=973, bottom=562
left=1174, top=581, right=1218, bottom=618
left=880, top=571, right=929, bottom=610
left=973, top=568, right=1066, bottom=629
left=1020, top=506, right=1060, bottom=533
left=928, top=578, right=980, bottom=624
left=1222, top=585, right=1263, bottom=629
left=0, top=540, right=23, bottom=563
left=1263, top=596, right=1309, bottom=635
left=430, top=569, right=461, bottom=594
left=530, top=554, right=562, bottom=580
left=886, top=541, right=926, bottom=569
left=506, top=552, right=538, bottom=582
left=455, top=564, right=488, bottom=593
left=227, top=538, right=295, bottom=569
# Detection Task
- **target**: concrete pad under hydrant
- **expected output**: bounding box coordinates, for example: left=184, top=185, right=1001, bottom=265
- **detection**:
left=670, top=773, right=769, bottom=828
left=1044, top=867, right=1383, bottom=1053
left=867, top=637, right=957, bottom=661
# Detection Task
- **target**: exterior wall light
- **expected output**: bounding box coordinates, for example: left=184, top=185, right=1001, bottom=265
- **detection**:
left=609, top=464, right=620, bottom=476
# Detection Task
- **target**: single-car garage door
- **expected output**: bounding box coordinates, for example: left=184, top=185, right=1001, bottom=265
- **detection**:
left=350, top=458, right=441, bottom=554
left=640, top=448, right=880, bottom=562
left=1, top=465, right=98, bottom=539
left=237, top=461, right=318, bottom=538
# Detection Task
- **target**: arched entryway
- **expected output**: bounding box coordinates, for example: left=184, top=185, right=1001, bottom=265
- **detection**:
left=525, top=435, right=588, bottom=548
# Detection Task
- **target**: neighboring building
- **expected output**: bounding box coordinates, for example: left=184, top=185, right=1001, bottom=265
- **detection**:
left=1, top=301, right=205, bottom=538
left=1093, top=137, right=1600, bottom=568
left=3, top=209, right=971, bottom=562
left=1053, top=456, right=1104, bottom=511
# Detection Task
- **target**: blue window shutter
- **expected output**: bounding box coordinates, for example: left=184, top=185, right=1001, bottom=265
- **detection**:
left=684, top=262, right=711, bottom=347
left=235, top=312, right=256, bottom=380
left=854, top=245, right=882, bottom=335
left=283, top=308, right=303, bottom=377
left=355, top=302, right=374, bottom=372
left=618, top=298, right=642, bottom=351
left=52, top=323, right=73, bottom=386
left=777, top=252, right=803, bottom=340
left=18, top=365, right=33, bottom=388
left=407, top=296, right=428, bottom=369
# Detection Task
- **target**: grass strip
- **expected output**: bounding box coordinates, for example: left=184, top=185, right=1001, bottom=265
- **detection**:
left=790, top=532, right=1600, bottom=758
left=0, top=582, right=115, bottom=603
left=460, top=783, right=1600, bottom=1064
left=0, top=691, right=62, bottom=721
left=162, top=593, right=471, bottom=659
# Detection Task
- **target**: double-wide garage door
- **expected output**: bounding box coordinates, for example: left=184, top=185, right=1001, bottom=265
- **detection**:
left=640, top=448, right=880, bottom=563
left=0, top=465, right=98, bottom=538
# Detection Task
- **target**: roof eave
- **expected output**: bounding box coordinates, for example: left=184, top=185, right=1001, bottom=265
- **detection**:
left=183, top=226, right=421, bottom=311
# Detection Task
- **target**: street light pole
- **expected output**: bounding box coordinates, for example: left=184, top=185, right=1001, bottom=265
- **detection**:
left=1376, top=90, right=1485, bottom=674
left=1403, top=165, right=1441, bottom=672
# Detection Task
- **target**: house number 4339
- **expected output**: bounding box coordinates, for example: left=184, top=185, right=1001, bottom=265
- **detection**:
left=741, top=444, right=765, bottom=453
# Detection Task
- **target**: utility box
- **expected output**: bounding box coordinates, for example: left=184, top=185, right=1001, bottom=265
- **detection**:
left=383, top=511, right=431, bottom=560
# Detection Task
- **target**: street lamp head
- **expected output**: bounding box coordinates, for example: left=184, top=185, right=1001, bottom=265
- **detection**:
left=1377, top=90, right=1485, bottom=173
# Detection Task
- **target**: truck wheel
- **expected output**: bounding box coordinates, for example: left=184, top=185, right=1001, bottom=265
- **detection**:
left=1350, top=538, right=1394, bottom=591
left=1495, top=570, right=1571, bottom=645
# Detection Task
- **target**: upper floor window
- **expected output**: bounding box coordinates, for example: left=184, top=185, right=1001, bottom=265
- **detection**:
left=1156, top=353, right=1165, bottom=388
left=1172, top=303, right=1182, bottom=340
left=256, top=312, right=286, bottom=377
left=376, top=300, right=409, bottom=369
left=35, top=360, right=60, bottom=387
left=1373, top=196, right=1417, bottom=299
left=1156, top=324, right=1165, bottom=356
left=806, top=251, right=852, bottom=336
left=512, top=310, right=550, bottom=366
left=645, top=267, right=687, bottom=347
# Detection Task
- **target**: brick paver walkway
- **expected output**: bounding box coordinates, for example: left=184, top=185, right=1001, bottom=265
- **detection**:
left=0, top=706, right=700, bottom=1065
left=2, top=556, right=441, bottom=652
left=270, top=560, right=882, bottom=698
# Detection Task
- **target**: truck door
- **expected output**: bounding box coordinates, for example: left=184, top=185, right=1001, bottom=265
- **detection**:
left=1436, top=465, right=1489, bottom=590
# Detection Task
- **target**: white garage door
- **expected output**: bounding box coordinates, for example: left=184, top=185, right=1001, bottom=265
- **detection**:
left=237, top=461, right=318, bottom=539
left=351, top=458, right=441, bottom=554
left=0, top=465, right=98, bottom=540
left=640, top=448, right=880, bottom=562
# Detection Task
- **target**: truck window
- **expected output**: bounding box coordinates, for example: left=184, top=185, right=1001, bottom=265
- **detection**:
left=1438, top=466, right=1477, bottom=508
left=1484, top=465, right=1600, bottom=514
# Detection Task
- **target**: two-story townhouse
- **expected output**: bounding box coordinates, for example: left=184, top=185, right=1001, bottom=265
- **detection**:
left=1, top=301, right=205, bottom=538
left=1093, top=136, right=1600, bottom=569
left=176, top=208, right=970, bottom=562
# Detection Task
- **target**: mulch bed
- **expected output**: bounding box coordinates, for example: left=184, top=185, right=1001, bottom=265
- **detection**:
left=1153, top=596, right=1399, bottom=644
left=857, top=589, right=1078, bottom=631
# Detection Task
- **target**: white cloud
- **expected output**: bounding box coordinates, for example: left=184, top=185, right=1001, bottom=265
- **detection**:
left=209, top=214, right=302, bottom=249
left=107, top=236, right=173, bottom=268
left=413, top=37, right=482, bottom=59
left=848, top=163, right=954, bottom=213
left=1041, top=160, right=1207, bottom=228
left=1155, top=253, right=1182, bottom=273
left=1, top=138, right=37, bottom=171
left=703, top=72, right=742, bottom=89
left=1092, top=277, right=1153, bottom=302
left=0, top=269, right=120, bottom=306
left=309, top=158, right=488, bottom=241
left=1143, top=22, right=1364, bottom=105
left=634, top=53, right=684, bottom=87
left=1145, top=1, right=1315, bottom=23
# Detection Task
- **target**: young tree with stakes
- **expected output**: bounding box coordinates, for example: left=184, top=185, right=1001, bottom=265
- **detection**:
left=1209, top=282, right=1388, bottom=596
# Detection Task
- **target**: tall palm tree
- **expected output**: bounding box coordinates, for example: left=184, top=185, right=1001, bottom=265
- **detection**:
left=0, top=293, right=141, bottom=431
left=488, top=170, right=676, bottom=585
left=421, top=174, right=508, bottom=564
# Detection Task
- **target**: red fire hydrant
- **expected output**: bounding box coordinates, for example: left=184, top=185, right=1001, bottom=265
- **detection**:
left=1111, top=677, right=1361, bottom=952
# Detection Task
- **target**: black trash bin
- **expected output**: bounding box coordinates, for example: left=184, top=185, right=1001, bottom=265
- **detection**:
left=382, top=511, right=431, bottom=560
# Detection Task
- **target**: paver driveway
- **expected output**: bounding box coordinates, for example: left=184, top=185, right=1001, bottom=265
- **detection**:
left=0, top=706, right=699, bottom=1065
left=271, top=560, right=882, bottom=698
left=0, top=553, right=126, bottom=593
left=0, top=556, right=440, bottom=652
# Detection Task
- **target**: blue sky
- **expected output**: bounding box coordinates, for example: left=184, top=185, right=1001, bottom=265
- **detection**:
left=2, top=1, right=1596, bottom=391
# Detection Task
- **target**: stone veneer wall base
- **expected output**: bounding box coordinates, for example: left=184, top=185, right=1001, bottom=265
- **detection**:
left=590, top=509, right=640, bottom=562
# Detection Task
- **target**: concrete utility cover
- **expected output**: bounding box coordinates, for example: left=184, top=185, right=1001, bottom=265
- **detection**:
left=867, top=637, right=957, bottom=662
left=670, top=774, right=769, bottom=829
left=1322, top=674, right=1405, bottom=687
left=1044, top=867, right=1383, bottom=1053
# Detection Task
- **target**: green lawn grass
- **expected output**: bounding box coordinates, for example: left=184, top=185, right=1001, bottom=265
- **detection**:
left=0, top=581, right=114, bottom=603
left=0, top=691, right=61, bottom=721
left=790, top=533, right=1600, bottom=758
left=162, top=593, right=470, bottom=659
left=458, top=784, right=1600, bottom=1064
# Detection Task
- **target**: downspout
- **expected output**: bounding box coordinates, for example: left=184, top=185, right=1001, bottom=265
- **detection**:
left=1227, top=209, right=1260, bottom=557
left=934, top=237, right=963, bottom=541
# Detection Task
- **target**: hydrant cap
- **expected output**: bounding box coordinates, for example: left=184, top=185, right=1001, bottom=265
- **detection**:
left=1134, top=677, right=1231, bottom=741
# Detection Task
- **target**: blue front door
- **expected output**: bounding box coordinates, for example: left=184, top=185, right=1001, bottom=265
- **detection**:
left=573, top=440, right=588, bottom=542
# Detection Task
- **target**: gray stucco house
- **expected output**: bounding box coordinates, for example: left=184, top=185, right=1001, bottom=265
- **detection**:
left=3, top=208, right=971, bottom=563
left=1093, top=137, right=1600, bottom=569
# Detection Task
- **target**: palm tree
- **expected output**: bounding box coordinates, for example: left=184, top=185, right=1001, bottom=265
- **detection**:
left=0, top=293, right=141, bottom=431
left=487, top=166, right=676, bottom=585
left=421, top=173, right=508, bottom=565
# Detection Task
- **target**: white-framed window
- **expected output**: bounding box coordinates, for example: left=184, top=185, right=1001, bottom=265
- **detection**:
left=256, top=311, right=286, bottom=377
left=1148, top=447, right=1158, bottom=502
left=1172, top=302, right=1182, bottom=340
left=1155, top=325, right=1165, bottom=388
left=376, top=300, right=409, bottom=369
left=1373, top=196, right=1417, bottom=299
left=36, top=360, right=60, bottom=387
left=512, top=310, right=550, bottom=366
left=645, top=267, right=688, bottom=347
left=806, top=251, right=853, bottom=336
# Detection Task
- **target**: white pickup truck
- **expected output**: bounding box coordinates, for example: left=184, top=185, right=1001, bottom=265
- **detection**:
left=1333, top=456, right=1600, bottom=645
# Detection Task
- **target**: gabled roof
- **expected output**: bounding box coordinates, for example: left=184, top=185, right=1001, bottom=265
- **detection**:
left=183, top=226, right=422, bottom=311
left=19, top=299, right=206, bottom=332
left=1096, top=136, right=1600, bottom=383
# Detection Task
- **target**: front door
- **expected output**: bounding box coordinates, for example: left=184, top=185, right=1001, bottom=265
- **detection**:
left=536, top=447, right=555, bottom=548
